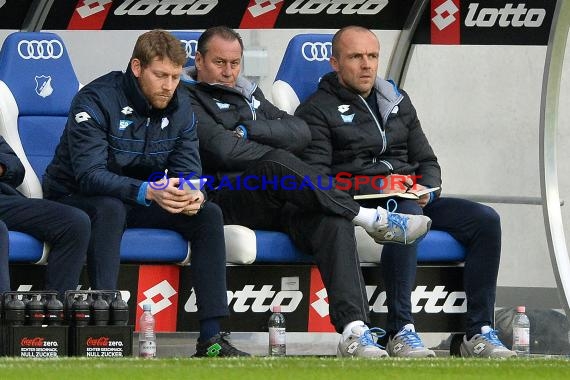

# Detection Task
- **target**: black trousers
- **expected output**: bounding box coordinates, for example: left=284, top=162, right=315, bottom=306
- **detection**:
left=54, top=194, right=229, bottom=321
left=0, top=195, right=91, bottom=295
left=209, top=149, right=369, bottom=333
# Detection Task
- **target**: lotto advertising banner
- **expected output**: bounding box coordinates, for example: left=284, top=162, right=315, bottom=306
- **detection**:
left=9, top=263, right=465, bottom=333
left=363, top=266, right=466, bottom=333
left=3, top=0, right=559, bottom=46
left=43, top=0, right=414, bottom=30
left=414, top=0, right=556, bottom=45
left=176, top=264, right=466, bottom=333
left=177, top=265, right=312, bottom=332
left=0, top=0, right=33, bottom=29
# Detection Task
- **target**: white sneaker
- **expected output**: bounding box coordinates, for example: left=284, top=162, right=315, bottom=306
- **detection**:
left=367, top=200, right=431, bottom=245
left=337, top=325, right=389, bottom=358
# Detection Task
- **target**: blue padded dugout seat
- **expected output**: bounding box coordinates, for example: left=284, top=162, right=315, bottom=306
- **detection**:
left=0, top=32, right=79, bottom=263
left=7, top=232, right=45, bottom=263
left=272, top=34, right=333, bottom=115
left=270, top=33, right=466, bottom=264
left=0, top=33, right=80, bottom=199
left=417, top=230, right=466, bottom=262
left=254, top=229, right=466, bottom=264
left=171, top=31, right=202, bottom=68
left=254, top=230, right=313, bottom=263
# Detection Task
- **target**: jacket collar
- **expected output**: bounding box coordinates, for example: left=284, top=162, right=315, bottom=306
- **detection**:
left=320, top=72, right=400, bottom=102
left=319, top=72, right=403, bottom=117
left=182, top=66, right=258, bottom=100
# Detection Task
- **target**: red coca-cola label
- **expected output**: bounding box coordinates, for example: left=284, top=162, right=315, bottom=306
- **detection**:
left=20, top=337, right=45, bottom=347
left=86, top=337, right=110, bottom=347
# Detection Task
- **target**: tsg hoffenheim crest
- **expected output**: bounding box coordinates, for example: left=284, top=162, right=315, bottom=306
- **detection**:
left=35, top=75, right=53, bottom=98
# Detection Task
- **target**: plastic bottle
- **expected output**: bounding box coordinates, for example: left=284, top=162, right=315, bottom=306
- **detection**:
left=45, top=294, right=64, bottom=326
left=91, top=293, right=110, bottom=326
left=26, top=294, right=46, bottom=326
left=268, top=305, right=286, bottom=356
left=512, top=305, right=530, bottom=357
left=110, top=292, right=129, bottom=326
left=4, top=294, right=26, bottom=326
left=72, top=294, right=90, bottom=326
left=139, top=304, right=157, bottom=358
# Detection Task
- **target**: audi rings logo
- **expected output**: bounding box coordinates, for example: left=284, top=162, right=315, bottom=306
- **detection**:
left=17, top=39, right=64, bottom=60
left=301, top=41, right=331, bottom=62
left=180, top=39, right=198, bottom=60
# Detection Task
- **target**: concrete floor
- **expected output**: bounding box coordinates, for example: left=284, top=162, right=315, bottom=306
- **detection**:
left=135, top=332, right=453, bottom=358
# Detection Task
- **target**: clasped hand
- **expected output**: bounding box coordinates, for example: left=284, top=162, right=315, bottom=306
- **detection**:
left=146, top=177, right=204, bottom=215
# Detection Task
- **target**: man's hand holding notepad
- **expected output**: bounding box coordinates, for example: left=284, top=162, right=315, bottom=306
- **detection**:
left=353, top=186, right=441, bottom=200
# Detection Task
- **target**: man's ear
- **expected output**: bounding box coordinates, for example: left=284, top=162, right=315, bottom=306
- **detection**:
left=131, top=58, right=142, bottom=78
left=330, top=56, right=339, bottom=72
left=194, top=51, right=203, bottom=71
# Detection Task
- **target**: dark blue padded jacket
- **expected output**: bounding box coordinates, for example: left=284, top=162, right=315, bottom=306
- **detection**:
left=43, top=66, right=200, bottom=205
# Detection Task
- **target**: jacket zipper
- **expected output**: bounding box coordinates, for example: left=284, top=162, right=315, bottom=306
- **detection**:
left=380, top=102, right=401, bottom=172
left=359, top=95, right=387, bottom=155
left=359, top=95, right=391, bottom=172
left=247, top=99, right=257, bottom=120
left=371, top=157, right=393, bottom=171
left=245, top=83, right=258, bottom=120
left=143, top=117, right=151, bottom=154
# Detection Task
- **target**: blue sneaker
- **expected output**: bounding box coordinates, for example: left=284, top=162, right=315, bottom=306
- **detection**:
left=460, top=329, right=516, bottom=358
left=368, top=200, right=431, bottom=245
left=387, top=325, right=436, bottom=357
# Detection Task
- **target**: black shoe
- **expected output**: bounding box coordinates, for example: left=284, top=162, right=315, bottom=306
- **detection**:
left=193, top=332, right=250, bottom=357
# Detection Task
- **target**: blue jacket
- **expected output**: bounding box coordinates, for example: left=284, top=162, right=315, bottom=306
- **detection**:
left=43, top=66, right=200, bottom=205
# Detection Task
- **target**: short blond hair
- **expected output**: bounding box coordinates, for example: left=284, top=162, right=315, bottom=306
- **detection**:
left=131, top=29, right=187, bottom=68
